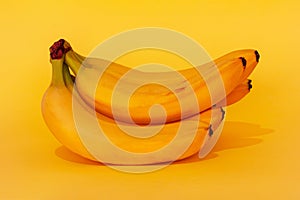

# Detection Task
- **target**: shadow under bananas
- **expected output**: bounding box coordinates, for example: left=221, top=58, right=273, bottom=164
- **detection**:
left=174, top=121, right=274, bottom=165
left=55, top=121, right=274, bottom=166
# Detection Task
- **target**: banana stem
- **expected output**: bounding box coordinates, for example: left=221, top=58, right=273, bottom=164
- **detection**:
left=65, top=51, right=80, bottom=74
left=49, top=39, right=71, bottom=60
left=51, top=58, right=65, bottom=87
left=49, top=39, right=74, bottom=86
left=63, top=63, right=75, bottom=90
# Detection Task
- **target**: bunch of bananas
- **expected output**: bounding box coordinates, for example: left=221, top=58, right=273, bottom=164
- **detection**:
left=41, top=39, right=259, bottom=165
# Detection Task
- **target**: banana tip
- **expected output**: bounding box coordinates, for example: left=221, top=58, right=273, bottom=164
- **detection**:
left=254, top=50, right=260, bottom=62
left=248, top=79, right=253, bottom=90
left=220, top=107, right=226, bottom=121
left=208, top=125, right=213, bottom=137
left=239, top=57, right=247, bottom=68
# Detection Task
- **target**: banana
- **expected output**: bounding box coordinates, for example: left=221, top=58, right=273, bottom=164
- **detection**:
left=72, top=47, right=259, bottom=85
left=71, top=51, right=253, bottom=108
left=41, top=57, right=95, bottom=161
left=41, top=52, right=226, bottom=165
left=61, top=39, right=258, bottom=125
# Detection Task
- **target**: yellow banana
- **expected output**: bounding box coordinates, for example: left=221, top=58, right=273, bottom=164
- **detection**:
left=69, top=53, right=253, bottom=108
left=41, top=53, right=225, bottom=165
left=61, top=39, right=258, bottom=125
left=41, top=57, right=94, bottom=161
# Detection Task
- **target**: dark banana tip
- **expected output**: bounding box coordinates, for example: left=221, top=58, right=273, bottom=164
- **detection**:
left=254, top=50, right=260, bottom=62
left=208, top=125, right=213, bottom=137
left=248, top=79, right=253, bottom=90
left=220, top=107, right=226, bottom=121
left=49, top=39, right=72, bottom=60
left=239, top=57, right=247, bottom=68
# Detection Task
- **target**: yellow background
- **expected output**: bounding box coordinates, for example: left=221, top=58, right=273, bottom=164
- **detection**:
left=1, top=0, right=300, bottom=199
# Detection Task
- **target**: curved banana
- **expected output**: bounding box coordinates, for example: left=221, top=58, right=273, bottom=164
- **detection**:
left=72, top=46, right=259, bottom=85
left=68, top=58, right=253, bottom=108
left=41, top=58, right=94, bottom=161
left=41, top=54, right=225, bottom=165
left=60, top=39, right=258, bottom=125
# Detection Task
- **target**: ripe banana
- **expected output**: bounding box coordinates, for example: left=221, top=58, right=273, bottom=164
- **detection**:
left=68, top=54, right=253, bottom=109
left=41, top=54, right=226, bottom=165
left=61, top=39, right=259, bottom=125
